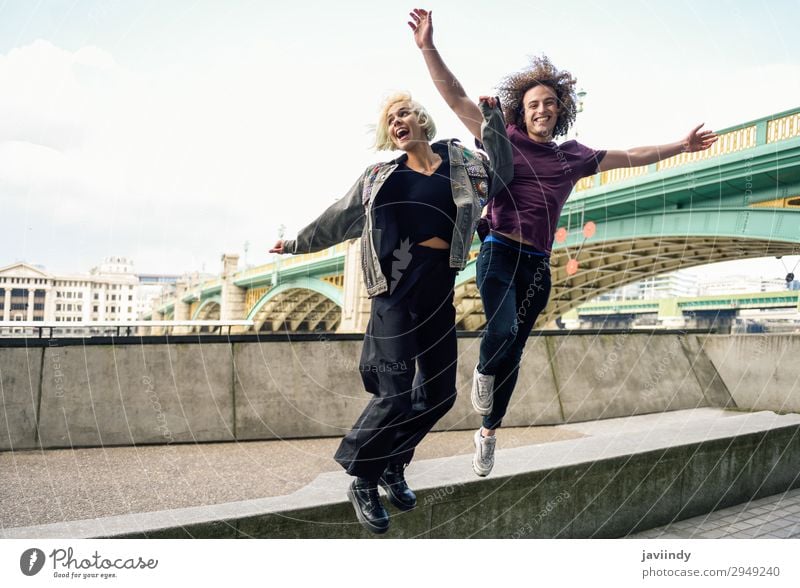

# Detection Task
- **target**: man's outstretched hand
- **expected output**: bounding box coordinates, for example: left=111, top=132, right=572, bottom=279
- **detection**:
left=268, top=240, right=285, bottom=254
left=683, top=123, right=718, bottom=153
left=408, top=8, right=434, bottom=49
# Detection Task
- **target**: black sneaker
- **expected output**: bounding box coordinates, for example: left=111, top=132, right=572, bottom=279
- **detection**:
left=378, top=463, right=417, bottom=511
left=347, top=478, right=390, bottom=534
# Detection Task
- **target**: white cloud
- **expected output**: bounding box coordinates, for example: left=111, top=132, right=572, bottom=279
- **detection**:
left=576, top=62, right=800, bottom=148
left=1, top=30, right=797, bottom=279
left=0, top=39, right=340, bottom=273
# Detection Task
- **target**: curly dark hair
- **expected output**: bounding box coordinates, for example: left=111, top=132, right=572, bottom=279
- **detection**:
left=497, top=55, right=578, bottom=139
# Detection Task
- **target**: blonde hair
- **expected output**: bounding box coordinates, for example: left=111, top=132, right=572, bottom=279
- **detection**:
left=374, top=91, right=436, bottom=151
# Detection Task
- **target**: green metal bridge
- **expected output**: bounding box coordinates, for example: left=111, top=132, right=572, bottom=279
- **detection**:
left=147, top=107, right=800, bottom=333
left=565, top=290, right=800, bottom=330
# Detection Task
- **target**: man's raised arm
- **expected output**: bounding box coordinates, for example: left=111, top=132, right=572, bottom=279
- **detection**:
left=408, top=8, right=483, bottom=140
left=598, top=123, right=718, bottom=171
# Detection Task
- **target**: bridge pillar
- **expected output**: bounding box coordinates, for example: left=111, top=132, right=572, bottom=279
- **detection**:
left=149, top=299, right=165, bottom=336
left=173, top=280, right=191, bottom=334
left=220, top=254, right=248, bottom=333
left=337, top=240, right=370, bottom=333
left=658, top=298, right=685, bottom=329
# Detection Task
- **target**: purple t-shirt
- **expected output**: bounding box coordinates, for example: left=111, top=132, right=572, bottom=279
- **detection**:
left=486, top=124, right=606, bottom=254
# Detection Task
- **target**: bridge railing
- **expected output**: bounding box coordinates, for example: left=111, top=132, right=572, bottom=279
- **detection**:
left=235, top=242, right=349, bottom=280
left=0, top=320, right=254, bottom=339
left=577, top=291, right=800, bottom=315
left=573, top=106, right=800, bottom=195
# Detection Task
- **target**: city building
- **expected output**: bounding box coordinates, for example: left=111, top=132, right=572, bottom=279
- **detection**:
left=698, top=275, right=788, bottom=296
left=1, top=257, right=155, bottom=334
left=597, top=271, right=698, bottom=301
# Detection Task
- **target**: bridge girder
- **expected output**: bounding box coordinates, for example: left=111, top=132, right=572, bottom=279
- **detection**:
left=452, top=235, right=799, bottom=329
left=251, top=288, right=342, bottom=332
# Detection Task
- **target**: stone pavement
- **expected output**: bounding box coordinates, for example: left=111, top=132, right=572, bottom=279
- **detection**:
left=630, top=487, right=800, bottom=539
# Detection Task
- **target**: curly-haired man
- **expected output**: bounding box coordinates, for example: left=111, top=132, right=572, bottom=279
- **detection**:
left=409, top=8, right=718, bottom=477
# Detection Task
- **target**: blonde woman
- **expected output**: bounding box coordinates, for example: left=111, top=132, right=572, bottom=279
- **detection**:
left=270, top=92, right=511, bottom=534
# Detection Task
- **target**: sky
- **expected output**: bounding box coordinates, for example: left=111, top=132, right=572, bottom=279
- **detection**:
left=1, top=0, right=799, bottom=282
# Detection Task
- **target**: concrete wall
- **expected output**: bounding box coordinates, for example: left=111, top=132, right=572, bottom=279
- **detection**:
left=235, top=339, right=368, bottom=440
left=702, top=334, right=800, bottom=413
left=0, top=347, right=42, bottom=450
left=550, top=334, right=713, bottom=422
left=36, top=343, right=234, bottom=449
left=6, top=333, right=798, bottom=450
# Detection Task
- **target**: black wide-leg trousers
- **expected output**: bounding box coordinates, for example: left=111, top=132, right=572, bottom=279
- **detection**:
left=334, top=245, right=458, bottom=482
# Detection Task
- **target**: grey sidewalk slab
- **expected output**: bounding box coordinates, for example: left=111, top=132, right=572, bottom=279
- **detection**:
left=0, top=425, right=583, bottom=529
left=0, top=407, right=743, bottom=530
left=3, top=409, right=799, bottom=539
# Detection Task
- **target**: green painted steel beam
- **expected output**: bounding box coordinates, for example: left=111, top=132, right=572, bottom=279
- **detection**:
left=191, top=296, right=222, bottom=320
left=565, top=140, right=800, bottom=219
left=234, top=253, right=345, bottom=288
left=558, top=208, right=800, bottom=250
left=246, top=277, right=344, bottom=320
left=184, top=108, right=800, bottom=307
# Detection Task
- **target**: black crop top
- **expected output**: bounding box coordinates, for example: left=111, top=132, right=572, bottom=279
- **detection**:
left=381, top=151, right=456, bottom=245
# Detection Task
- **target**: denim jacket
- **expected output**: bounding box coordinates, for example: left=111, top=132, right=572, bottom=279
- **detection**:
left=283, top=101, right=512, bottom=297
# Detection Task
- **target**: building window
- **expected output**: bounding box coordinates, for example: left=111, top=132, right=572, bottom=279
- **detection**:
left=93, top=306, right=98, bottom=312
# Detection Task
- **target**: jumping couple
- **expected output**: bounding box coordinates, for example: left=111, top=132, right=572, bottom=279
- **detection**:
left=270, top=8, right=717, bottom=535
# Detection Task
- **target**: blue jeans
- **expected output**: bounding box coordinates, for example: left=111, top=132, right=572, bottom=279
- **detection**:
left=476, top=240, right=551, bottom=430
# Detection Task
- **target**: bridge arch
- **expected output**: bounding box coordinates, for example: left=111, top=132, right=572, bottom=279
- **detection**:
left=248, top=277, right=343, bottom=332
left=454, top=208, right=800, bottom=330
left=192, top=297, right=222, bottom=320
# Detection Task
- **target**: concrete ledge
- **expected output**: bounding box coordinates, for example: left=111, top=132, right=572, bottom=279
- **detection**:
left=4, top=411, right=799, bottom=539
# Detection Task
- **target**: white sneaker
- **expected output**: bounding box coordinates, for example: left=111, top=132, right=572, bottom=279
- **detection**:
left=471, top=365, right=494, bottom=415
left=472, top=429, right=496, bottom=477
